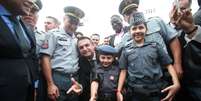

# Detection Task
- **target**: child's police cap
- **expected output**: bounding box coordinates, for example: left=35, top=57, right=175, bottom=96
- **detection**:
left=32, top=0, right=43, bottom=11
left=64, top=6, right=85, bottom=20
left=129, top=12, right=145, bottom=25
left=119, top=0, right=139, bottom=15
left=96, top=45, right=118, bottom=55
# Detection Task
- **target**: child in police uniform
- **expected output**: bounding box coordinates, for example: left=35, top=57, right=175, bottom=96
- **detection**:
left=118, top=12, right=180, bottom=101
left=90, top=45, right=120, bottom=101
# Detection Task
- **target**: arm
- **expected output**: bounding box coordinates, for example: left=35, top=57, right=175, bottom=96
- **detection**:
left=90, top=81, right=99, bottom=101
left=40, top=54, right=59, bottom=101
left=154, top=17, right=183, bottom=79
left=116, top=69, right=127, bottom=101
left=161, top=64, right=180, bottom=101
left=169, top=38, right=183, bottom=79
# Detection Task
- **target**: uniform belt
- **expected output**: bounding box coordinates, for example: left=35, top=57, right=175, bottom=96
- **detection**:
left=130, top=84, right=161, bottom=97
left=98, top=92, right=116, bottom=101
left=52, top=69, right=78, bottom=77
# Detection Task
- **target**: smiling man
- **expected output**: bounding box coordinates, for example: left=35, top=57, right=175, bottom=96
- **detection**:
left=77, top=36, right=96, bottom=101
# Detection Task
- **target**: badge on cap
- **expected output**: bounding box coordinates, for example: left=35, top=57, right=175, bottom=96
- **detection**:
left=41, top=40, right=49, bottom=49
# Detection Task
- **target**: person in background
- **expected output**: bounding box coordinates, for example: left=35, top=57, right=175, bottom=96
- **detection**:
left=39, top=6, right=84, bottom=101
left=44, top=16, right=60, bottom=32
left=109, top=15, right=126, bottom=47
left=170, top=1, right=201, bottom=100
left=103, top=36, right=110, bottom=45
left=193, top=0, right=201, bottom=26
left=118, top=12, right=180, bottom=101
left=0, top=0, right=39, bottom=101
left=90, top=45, right=120, bottom=101
left=77, top=36, right=96, bottom=101
left=90, top=33, right=100, bottom=47
left=21, top=0, right=44, bottom=100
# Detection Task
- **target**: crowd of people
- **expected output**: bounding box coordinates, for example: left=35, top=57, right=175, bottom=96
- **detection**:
left=0, top=0, right=201, bottom=101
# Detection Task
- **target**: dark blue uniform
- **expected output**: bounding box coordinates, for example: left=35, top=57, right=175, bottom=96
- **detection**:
left=119, top=41, right=172, bottom=101
left=92, top=64, right=120, bottom=101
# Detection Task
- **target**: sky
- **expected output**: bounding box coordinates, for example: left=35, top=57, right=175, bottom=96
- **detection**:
left=37, top=0, right=199, bottom=39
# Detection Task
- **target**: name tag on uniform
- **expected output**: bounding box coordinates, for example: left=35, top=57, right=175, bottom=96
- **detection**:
left=58, top=40, right=69, bottom=45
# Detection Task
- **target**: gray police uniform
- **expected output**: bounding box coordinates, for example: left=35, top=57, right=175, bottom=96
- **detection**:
left=119, top=41, right=172, bottom=101
left=35, top=29, right=46, bottom=55
left=40, top=28, right=79, bottom=101
left=40, top=28, right=79, bottom=73
left=92, top=64, right=119, bottom=101
left=117, top=17, right=177, bottom=53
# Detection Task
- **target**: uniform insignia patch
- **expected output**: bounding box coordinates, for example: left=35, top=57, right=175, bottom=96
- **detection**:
left=110, top=75, right=114, bottom=81
left=41, top=40, right=49, bottom=49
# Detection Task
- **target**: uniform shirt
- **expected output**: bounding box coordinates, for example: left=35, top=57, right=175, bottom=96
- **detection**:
left=117, top=17, right=177, bottom=53
left=119, top=41, right=172, bottom=87
left=40, top=28, right=79, bottom=73
left=34, top=29, right=46, bottom=56
left=92, top=64, right=120, bottom=93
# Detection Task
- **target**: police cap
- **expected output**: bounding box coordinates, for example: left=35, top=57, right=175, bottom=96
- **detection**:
left=96, top=45, right=118, bottom=55
left=64, top=6, right=85, bottom=20
left=129, top=12, right=145, bottom=26
left=32, top=0, right=43, bottom=11
left=119, top=0, right=139, bottom=15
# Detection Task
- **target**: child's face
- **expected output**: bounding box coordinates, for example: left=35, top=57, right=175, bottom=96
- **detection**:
left=99, top=54, right=114, bottom=68
left=130, top=23, right=146, bottom=43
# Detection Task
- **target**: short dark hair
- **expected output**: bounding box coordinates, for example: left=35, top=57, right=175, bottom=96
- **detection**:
left=77, top=36, right=93, bottom=45
left=91, top=33, right=100, bottom=38
left=46, top=16, right=60, bottom=25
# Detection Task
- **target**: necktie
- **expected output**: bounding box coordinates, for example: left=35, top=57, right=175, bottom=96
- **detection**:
left=9, top=16, right=31, bottom=56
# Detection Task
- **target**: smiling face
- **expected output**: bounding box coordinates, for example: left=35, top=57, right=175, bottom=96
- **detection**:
left=99, top=54, right=114, bottom=68
left=111, top=21, right=123, bottom=33
left=130, top=23, right=147, bottom=43
left=78, top=38, right=95, bottom=59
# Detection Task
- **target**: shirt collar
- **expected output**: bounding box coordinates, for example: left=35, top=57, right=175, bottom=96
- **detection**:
left=0, top=4, right=12, bottom=16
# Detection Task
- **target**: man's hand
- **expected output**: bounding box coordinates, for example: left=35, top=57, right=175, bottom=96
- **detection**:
left=161, top=84, right=180, bottom=101
left=89, top=96, right=97, bottom=101
left=170, top=5, right=195, bottom=33
left=116, top=91, right=123, bottom=101
left=66, top=78, right=83, bottom=95
left=47, top=83, right=60, bottom=101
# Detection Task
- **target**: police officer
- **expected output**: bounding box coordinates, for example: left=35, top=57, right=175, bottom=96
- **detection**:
left=117, top=0, right=183, bottom=79
left=90, top=45, right=120, bottom=101
left=119, top=12, right=180, bottom=101
left=21, top=0, right=45, bottom=56
left=39, top=6, right=84, bottom=101
left=21, top=0, right=44, bottom=100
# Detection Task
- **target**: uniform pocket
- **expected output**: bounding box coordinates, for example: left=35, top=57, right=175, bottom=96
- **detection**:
left=128, top=53, right=138, bottom=63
